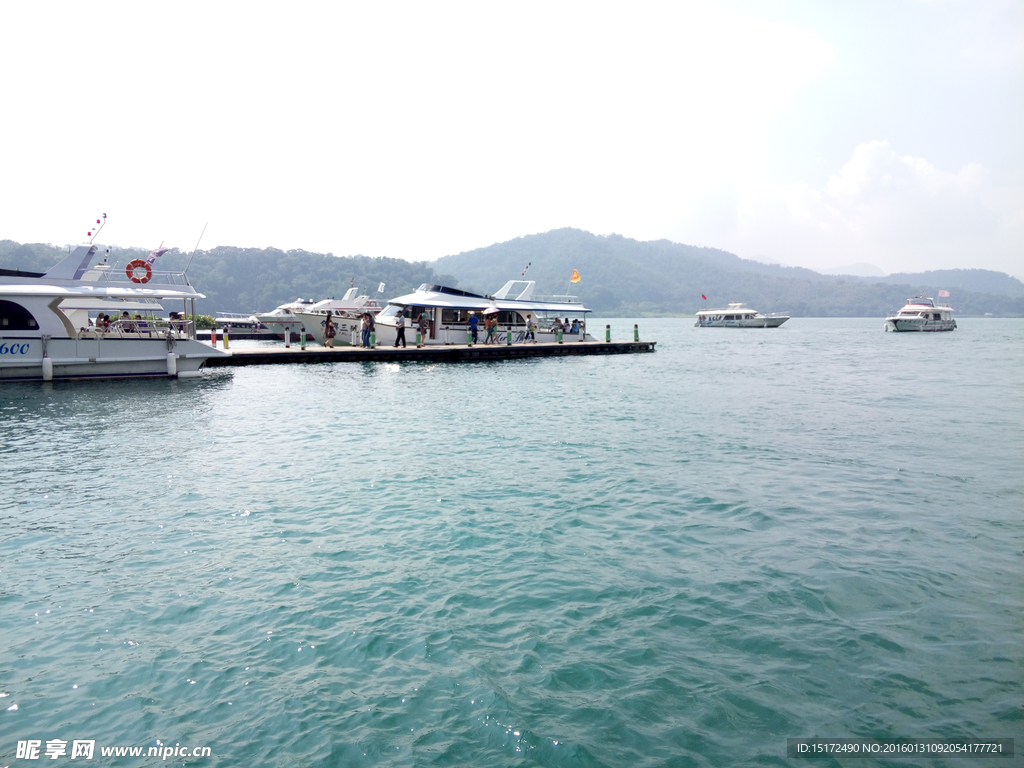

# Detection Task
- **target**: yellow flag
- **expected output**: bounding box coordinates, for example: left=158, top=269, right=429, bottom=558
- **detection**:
left=570, top=269, right=581, bottom=283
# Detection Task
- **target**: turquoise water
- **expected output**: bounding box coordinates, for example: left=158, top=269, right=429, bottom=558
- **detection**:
left=1, top=318, right=1021, bottom=767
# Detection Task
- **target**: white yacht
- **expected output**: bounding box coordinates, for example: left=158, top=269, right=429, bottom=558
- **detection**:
left=694, top=303, right=789, bottom=328
left=287, top=288, right=383, bottom=345
left=214, top=312, right=263, bottom=331
left=252, top=297, right=318, bottom=336
left=885, top=294, right=956, bottom=332
left=372, top=280, right=594, bottom=346
left=0, top=217, right=227, bottom=381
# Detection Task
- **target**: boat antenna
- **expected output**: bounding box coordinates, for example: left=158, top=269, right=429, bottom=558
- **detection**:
left=184, top=222, right=208, bottom=274
left=87, top=213, right=107, bottom=244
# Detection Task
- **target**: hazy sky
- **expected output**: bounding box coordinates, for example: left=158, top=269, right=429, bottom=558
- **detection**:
left=2, top=0, right=1021, bottom=277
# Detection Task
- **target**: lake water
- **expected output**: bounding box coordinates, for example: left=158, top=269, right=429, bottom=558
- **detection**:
left=1, top=318, right=1021, bottom=767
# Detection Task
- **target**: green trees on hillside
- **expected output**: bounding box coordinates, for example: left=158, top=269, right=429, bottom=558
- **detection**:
left=432, top=229, right=1024, bottom=317
left=3, top=231, right=1022, bottom=316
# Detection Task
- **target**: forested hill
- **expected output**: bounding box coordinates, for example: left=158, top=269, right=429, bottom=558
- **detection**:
left=431, top=228, right=1024, bottom=316
left=0, top=241, right=456, bottom=315
left=2, top=231, right=1022, bottom=317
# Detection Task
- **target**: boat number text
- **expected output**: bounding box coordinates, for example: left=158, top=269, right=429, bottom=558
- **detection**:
left=0, top=343, right=31, bottom=355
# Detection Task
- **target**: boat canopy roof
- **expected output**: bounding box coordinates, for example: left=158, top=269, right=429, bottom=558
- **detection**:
left=58, top=297, right=165, bottom=311
left=388, top=282, right=591, bottom=313
left=0, top=283, right=205, bottom=300
left=696, top=305, right=759, bottom=315
left=905, top=295, right=936, bottom=306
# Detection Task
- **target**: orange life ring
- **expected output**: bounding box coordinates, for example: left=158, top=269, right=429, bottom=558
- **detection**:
left=126, top=259, right=152, bottom=284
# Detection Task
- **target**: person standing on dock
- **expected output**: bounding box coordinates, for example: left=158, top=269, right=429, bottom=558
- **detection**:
left=394, top=309, right=407, bottom=347
left=324, top=314, right=337, bottom=347
left=360, top=313, right=371, bottom=348
left=469, top=312, right=479, bottom=344
left=523, top=314, right=534, bottom=343
left=417, top=312, right=428, bottom=341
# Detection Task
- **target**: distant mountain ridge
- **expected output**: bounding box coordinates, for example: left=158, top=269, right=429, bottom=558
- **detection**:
left=2, top=230, right=1022, bottom=317
left=430, top=228, right=1024, bottom=316
left=819, top=262, right=888, bottom=277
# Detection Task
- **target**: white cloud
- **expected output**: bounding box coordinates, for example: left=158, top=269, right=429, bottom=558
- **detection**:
left=706, top=141, right=1023, bottom=277
left=0, top=1, right=1019, bottom=281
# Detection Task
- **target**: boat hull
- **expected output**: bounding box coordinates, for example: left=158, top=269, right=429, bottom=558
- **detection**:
left=694, top=317, right=789, bottom=328
left=0, top=337, right=221, bottom=381
left=372, top=322, right=593, bottom=347
left=290, top=313, right=363, bottom=345
left=885, top=318, right=957, bottom=332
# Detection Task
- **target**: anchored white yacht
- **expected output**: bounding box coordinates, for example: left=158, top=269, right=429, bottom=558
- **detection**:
left=885, top=294, right=956, bottom=332
left=252, top=298, right=318, bottom=336
left=0, top=216, right=227, bottom=381
left=695, top=303, right=789, bottom=328
left=372, top=280, right=594, bottom=346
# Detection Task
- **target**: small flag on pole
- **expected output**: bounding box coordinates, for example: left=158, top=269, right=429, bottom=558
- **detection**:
left=701, top=294, right=707, bottom=300
left=938, top=289, right=950, bottom=297
left=146, top=245, right=170, bottom=265
left=378, top=282, right=385, bottom=293
left=570, top=269, right=581, bottom=283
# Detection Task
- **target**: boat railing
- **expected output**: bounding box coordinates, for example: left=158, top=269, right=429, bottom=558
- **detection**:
left=78, top=318, right=196, bottom=339
left=84, top=268, right=193, bottom=288
left=532, top=294, right=582, bottom=304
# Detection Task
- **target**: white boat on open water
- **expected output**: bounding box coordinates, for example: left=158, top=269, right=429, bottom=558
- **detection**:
left=372, top=280, right=594, bottom=346
left=695, top=303, right=789, bottom=328
left=0, top=217, right=226, bottom=381
left=885, top=294, right=956, bottom=332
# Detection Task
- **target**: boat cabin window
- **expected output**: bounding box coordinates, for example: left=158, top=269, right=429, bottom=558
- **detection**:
left=933, top=313, right=941, bottom=320
left=441, top=308, right=470, bottom=324
left=0, top=300, right=39, bottom=330
left=405, top=307, right=432, bottom=321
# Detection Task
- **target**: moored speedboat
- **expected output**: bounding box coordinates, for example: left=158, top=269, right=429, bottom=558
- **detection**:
left=215, top=312, right=263, bottom=331
left=372, top=280, right=594, bottom=346
left=252, top=297, right=318, bottom=337
left=694, top=303, right=789, bottom=328
left=885, top=293, right=956, bottom=332
left=0, top=216, right=227, bottom=381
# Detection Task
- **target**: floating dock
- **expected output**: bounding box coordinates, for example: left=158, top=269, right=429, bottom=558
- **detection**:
left=204, top=340, right=656, bottom=367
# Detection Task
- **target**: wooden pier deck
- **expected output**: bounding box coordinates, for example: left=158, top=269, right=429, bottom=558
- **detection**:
left=204, top=340, right=656, bottom=367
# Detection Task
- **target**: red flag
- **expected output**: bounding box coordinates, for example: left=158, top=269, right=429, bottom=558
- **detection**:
left=701, top=294, right=707, bottom=300
left=938, top=290, right=950, bottom=297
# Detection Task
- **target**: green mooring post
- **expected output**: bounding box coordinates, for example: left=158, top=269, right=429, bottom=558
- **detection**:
left=605, top=324, right=611, bottom=343
left=558, top=328, right=563, bottom=344
left=506, top=328, right=512, bottom=345
left=467, top=329, right=473, bottom=346
left=416, top=331, right=423, bottom=348
left=370, top=331, right=376, bottom=348
left=300, top=326, right=306, bottom=349
left=634, top=324, right=639, bottom=342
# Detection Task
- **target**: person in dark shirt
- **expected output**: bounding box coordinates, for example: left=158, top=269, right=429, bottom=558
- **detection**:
left=394, top=309, right=406, bottom=348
